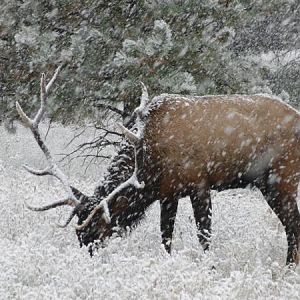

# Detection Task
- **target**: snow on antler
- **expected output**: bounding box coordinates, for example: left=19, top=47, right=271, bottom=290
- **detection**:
left=135, top=82, right=149, bottom=117
left=117, top=122, right=140, bottom=144
left=117, top=82, right=149, bottom=142
left=16, top=66, right=80, bottom=226
left=76, top=83, right=149, bottom=230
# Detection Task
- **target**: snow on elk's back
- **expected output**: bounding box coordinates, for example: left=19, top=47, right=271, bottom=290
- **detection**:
left=148, top=93, right=300, bottom=118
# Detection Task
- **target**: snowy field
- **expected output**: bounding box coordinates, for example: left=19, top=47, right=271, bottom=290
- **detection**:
left=2, top=124, right=300, bottom=300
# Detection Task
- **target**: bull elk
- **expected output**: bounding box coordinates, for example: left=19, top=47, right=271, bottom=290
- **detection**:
left=17, top=67, right=300, bottom=266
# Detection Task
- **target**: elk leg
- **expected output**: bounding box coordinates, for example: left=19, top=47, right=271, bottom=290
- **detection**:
left=260, top=171, right=300, bottom=265
left=190, top=190, right=212, bottom=251
left=264, top=189, right=300, bottom=265
left=160, top=198, right=179, bottom=254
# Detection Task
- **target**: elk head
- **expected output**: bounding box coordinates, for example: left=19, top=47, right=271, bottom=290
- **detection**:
left=74, top=84, right=150, bottom=251
left=17, top=68, right=148, bottom=253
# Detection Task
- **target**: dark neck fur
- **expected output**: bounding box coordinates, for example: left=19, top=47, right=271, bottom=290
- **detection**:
left=94, top=141, right=135, bottom=198
left=112, top=188, right=154, bottom=232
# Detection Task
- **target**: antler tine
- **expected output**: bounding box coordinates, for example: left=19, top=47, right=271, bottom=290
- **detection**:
left=25, top=198, right=77, bottom=211
left=15, top=66, right=60, bottom=129
left=25, top=198, right=78, bottom=228
left=46, top=65, right=62, bottom=93
left=23, top=165, right=51, bottom=176
left=75, top=203, right=106, bottom=230
left=16, top=101, right=32, bottom=128
left=139, top=81, right=149, bottom=109
left=116, top=123, right=139, bottom=144
left=16, top=66, right=80, bottom=217
left=56, top=209, right=77, bottom=228
left=134, top=82, right=149, bottom=118
left=33, top=73, right=46, bottom=125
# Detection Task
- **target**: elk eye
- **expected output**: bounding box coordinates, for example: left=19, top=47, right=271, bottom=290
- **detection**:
left=115, top=196, right=129, bottom=211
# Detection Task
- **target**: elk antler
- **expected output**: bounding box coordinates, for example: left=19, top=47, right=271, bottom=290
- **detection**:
left=16, top=66, right=80, bottom=227
left=76, top=83, right=149, bottom=230
left=116, top=81, right=149, bottom=143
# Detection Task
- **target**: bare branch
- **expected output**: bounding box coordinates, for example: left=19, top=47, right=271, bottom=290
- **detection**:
left=44, top=117, right=54, bottom=140
left=65, top=127, right=88, bottom=148
left=95, top=103, right=124, bottom=116
left=58, top=124, right=122, bottom=168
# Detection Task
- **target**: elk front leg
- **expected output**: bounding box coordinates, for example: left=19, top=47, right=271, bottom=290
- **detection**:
left=160, top=198, right=179, bottom=254
left=190, top=189, right=212, bottom=251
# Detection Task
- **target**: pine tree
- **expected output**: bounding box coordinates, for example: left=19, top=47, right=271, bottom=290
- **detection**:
left=0, top=0, right=299, bottom=132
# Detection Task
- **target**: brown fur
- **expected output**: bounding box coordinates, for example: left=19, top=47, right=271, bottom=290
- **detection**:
left=77, top=94, right=300, bottom=265
left=140, top=94, right=300, bottom=264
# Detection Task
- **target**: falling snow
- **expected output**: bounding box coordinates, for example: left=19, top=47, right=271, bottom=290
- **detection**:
left=2, top=124, right=300, bottom=299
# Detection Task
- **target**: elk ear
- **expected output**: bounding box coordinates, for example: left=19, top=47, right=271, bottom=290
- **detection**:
left=114, top=196, right=129, bottom=213
left=70, top=186, right=88, bottom=202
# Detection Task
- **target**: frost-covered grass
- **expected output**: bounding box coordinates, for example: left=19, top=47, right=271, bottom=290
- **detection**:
left=2, top=124, right=300, bottom=299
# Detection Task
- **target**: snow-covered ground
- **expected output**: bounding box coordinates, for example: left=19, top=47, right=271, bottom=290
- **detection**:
left=2, top=124, right=300, bottom=299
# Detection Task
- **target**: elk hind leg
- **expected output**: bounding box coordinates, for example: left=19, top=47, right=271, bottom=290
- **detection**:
left=260, top=173, right=300, bottom=265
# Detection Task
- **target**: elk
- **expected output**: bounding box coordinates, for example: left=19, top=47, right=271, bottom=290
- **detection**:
left=17, top=67, right=300, bottom=266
